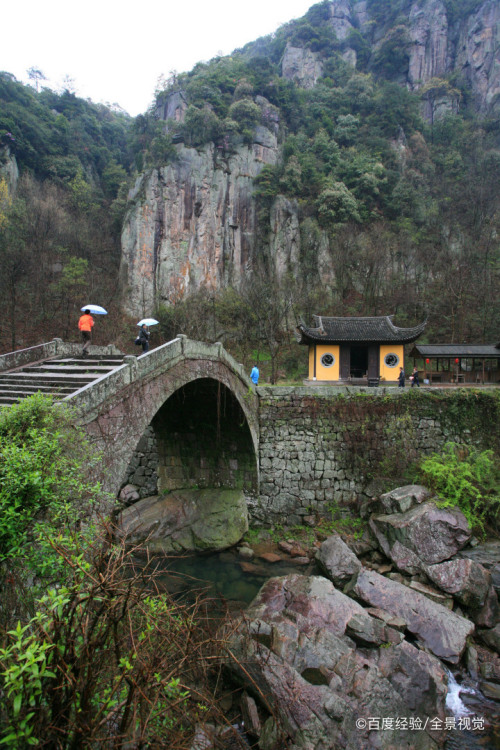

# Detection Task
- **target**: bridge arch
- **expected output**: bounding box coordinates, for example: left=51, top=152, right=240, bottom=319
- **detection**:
left=76, top=339, right=259, bottom=502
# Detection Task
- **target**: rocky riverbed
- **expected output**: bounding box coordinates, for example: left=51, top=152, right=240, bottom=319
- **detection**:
left=118, top=483, right=500, bottom=749
left=190, top=486, right=500, bottom=750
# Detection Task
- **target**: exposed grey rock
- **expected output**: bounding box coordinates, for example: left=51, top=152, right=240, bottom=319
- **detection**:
left=345, top=611, right=399, bottom=647
left=315, top=533, right=362, bottom=588
left=121, top=135, right=279, bottom=316
left=408, top=0, right=450, bottom=90
left=246, top=574, right=366, bottom=637
left=366, top=607, right=407, bottom=631
left=378, top=485, right=431, bottom=514
left=281, top=44, right=323, bottom=88
left=458, top=541, right=500, bottom=596
left=408, top=580, right=454, bottom=609
left=478, top=624, right=500, bottom=654
left=354, top=569, right=475, bottom=663
left=226, top=574, right=443, bottom=749
left=118, top=483, right=140, bottom=505
left=424, top=557, right=491, bottom=609
left=237, top=545, right=255, bottom=560
left=370, top=501, right=471, bottom=573
left=117, top=488, right=248, bottom=552
left=240, top=692, right=261, bottom=739
left=377, top=639, right=448, bottom=721
left=473, top=585, right=500, bottom=628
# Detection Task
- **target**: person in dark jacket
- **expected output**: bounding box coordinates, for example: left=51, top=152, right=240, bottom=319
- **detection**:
left=398, top=366, right=405, bottom=388
left=411, top=366, right=420, bottom=387
left=138, top=324, right=150, bottom=353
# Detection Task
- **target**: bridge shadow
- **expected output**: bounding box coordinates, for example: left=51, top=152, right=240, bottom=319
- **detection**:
left=122, top=378, right=257, bottom=498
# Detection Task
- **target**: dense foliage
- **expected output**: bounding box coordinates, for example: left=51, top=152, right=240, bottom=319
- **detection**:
left=0, top=394, right=99, bottom=567
left=0, top=396, right=248, bottom=749
left=0, top=73, right=136, bottom=351
left=418, top=442, right=500, bottom=534
left=146, top=0, right=499, bottom=353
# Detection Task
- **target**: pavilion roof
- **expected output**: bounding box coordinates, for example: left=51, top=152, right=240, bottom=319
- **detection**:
left=410, top=344, right=500, bottom=358
left=297, top=316, right=426, bottom=345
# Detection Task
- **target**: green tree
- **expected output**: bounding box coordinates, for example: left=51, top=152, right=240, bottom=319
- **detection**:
left=316, top=179, right=361, bottom=227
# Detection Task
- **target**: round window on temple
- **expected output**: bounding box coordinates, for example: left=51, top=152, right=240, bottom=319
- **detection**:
left=384, top=353, right=399, bottom=368
left=321, top=353, right=335, bottom=368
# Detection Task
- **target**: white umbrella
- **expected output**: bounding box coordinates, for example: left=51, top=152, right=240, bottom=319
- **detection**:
left=81, top=304, right=108, bottom=315
left=137, top=318, right=159, bottom=326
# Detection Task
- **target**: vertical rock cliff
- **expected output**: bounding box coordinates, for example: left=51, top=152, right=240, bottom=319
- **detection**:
left=120, top=0, right=499, bottom=316
left=120, top=127, right=279, bottom=315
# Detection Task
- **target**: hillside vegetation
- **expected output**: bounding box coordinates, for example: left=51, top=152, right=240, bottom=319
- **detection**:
left=1, top=0, right=499, bottom=377
left=0, top=73, right=136, bottom=350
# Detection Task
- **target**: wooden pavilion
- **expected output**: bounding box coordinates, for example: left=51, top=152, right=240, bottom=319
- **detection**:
left=297, top=315, right=426, bottom=385
left=410, top=344, right=500, bottom=384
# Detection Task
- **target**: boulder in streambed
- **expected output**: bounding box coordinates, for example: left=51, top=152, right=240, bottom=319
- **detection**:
left=424, top=557, right=492, bottom=610
left=226, top=574, right=446, bottom=749
left=354, top=569, right=474, bottom=664
left=369, top=501, right=471, bottom=574
left=377, top=484, right=432, bottom=515
left=315, top=533, right=362, bottom=589
left=116, top=488, right=248, bottom=553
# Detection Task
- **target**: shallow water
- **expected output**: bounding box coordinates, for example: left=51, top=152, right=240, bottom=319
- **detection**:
left=148, top=547, right=316, bottom=609
left=444, top=672, right=500, bottom=749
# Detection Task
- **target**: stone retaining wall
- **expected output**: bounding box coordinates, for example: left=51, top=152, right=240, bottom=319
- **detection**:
left=253, top=386, right=500, bottom=525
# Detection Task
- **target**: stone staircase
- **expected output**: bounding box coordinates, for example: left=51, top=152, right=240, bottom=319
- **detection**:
left=0, top=355, right=126, bottom=406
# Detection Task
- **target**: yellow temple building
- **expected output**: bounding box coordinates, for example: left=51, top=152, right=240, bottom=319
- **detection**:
left=297, top=315, right=426, bottom=385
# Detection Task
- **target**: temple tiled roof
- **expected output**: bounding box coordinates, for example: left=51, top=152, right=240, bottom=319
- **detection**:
left=297, top=316, right=426, bottom=345
left=411, top=344, right=500, bottom=358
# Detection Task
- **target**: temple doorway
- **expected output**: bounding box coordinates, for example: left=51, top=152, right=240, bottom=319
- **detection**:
left=350, top=346, right=368, bottom=378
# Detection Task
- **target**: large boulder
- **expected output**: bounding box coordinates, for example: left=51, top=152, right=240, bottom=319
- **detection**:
left=370, top=501, right=471, bottom=574
left=354, top=569, right=475, bottom=664
left=315, top=534, right=362, bottom=588
left=245, top=574, right=366, bottom=637
left=424, top=558, right=491, bottom=610
left=117, top=488, right=248, bottom=552
left=377, top=485, right=432, bottom=515
left=225, top=574, right=446, bottom=749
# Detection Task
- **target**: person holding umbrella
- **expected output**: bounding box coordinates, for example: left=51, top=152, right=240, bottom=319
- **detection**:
left=136, top=318, right=158, bottom=354
left=78, top=309, right=94, bottom=356
left=78, top=305, right=107, bottom=356
left=138, top=323, right=150, bottom=353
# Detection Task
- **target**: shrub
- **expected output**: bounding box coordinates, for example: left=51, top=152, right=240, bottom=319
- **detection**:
left=0, top=531, right=243, bottom=749
left=418, top=442, right=500, bottom=534
left=0, top=394, right=100, bottom=566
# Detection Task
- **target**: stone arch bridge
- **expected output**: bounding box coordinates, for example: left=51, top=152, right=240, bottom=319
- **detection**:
left=0, top=336, right=259, bottom=506
left=1, top=337, right=497, bottom=525
left=80, top=336, right=260, bottom=501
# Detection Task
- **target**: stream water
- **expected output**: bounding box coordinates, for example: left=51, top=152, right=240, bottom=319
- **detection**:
left=444, top=671, right=500, bottom=749
left=142, top=548, right=500, bottom=749
left=151, top=546, right=316, bottom=609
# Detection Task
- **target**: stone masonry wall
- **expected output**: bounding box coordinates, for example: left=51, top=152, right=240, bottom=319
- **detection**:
left=253, top=386, right=500, bottom=526
left=122, top=425, right=159, bottom=499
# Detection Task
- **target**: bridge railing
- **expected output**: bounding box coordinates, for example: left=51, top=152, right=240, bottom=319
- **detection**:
left=65, top=336, right=254, bottom=418
left=0, top=339, right=61, bottom=372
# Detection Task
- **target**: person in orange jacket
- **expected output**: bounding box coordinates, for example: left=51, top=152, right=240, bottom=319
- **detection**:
left=78, top=309, right=94, bottom=356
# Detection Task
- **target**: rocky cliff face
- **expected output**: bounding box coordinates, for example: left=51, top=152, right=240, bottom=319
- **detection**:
left=121, top=126, right=280, bottom=315
left=120, top=0, right=499, bottom=314
left=0, top=147, right=19, bottom=196
left=280, top=0, right=500, bottom=114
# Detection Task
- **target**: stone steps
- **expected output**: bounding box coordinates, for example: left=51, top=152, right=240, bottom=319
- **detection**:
left=0, top=355, right=126, bottom=406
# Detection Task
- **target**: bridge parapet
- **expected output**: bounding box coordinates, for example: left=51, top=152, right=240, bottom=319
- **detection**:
left=0, top=339, right=63, bottom=372
left=65, top=336, right=254, bottom=420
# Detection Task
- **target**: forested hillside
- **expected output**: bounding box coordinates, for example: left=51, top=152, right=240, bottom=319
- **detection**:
left=1, top=0, right=499, bottom=379
left=0, top=73, right=135, bottom=350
